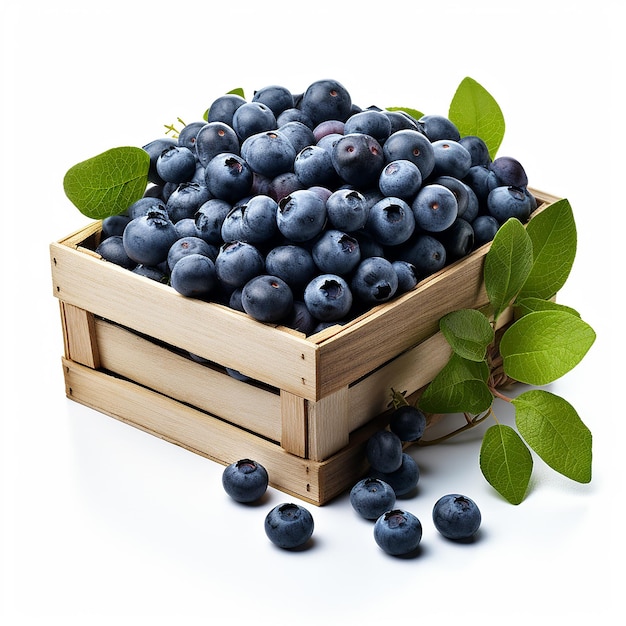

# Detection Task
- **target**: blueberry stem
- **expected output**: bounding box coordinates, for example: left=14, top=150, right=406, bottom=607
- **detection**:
left=416, top=407, right=494, bottom=446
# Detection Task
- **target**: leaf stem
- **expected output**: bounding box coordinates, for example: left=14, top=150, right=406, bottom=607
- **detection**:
left=417, top=408, right=494, bottom=446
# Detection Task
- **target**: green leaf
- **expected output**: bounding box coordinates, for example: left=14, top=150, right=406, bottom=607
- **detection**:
left=514, top=297, right=580, bottom=319
left=513, top=390, right=592, bottom=483
left=500, top=311, right=596, bottom=385
left=63, top=147, right=150, bottom=219
left=484, top=218, right=534, bottom=321
left=440, top=309, right=495, bottom=362
left=227, top=87, right=245, bottom=98
left=480, top=424, right=533, bottom=504
left=519, top=198, right=577, bottom=300
left=448, top=76, right=505, bottom=159
left=419, top=353, right=493, bottom=414
left=385, top=106, right=424, bottom=121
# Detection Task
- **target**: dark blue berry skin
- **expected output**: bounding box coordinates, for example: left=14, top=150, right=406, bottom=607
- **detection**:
left=204, top=153, right=253, bottom=204
left=264, top=503, right=314, bottom=550
left=463, top=165, right=499, bottom=207
left=383, top=129, right=435, bottom=180
left=167, top=236, right=217, bottom=271
left=350, top=478, right=396, bottom=520
left=101, top=214, right=131, bottom=238
left=432, top=494, right=481, bottom=540
left=383, top=110, right=421, bottom=133
left=177, top=121, right=206, bottom=151
left=264, top=245, right=317, bottom=294
left=374, top=509, right=422, bottom=556
left=392, top=260, right=418, bottom=293
left=366, top=429, right=403, bottom=473
left=303, top=274, right=353, bottom=322
left=412, top=184, right=459, bottom=233
left=132, top=265, right=168, bottom=282
left=331, top=133, right=385, bottom=188
left=344, top=109, right=392, bottom=144
left=194, top=198, right=233, bottom=245
left=487, top=186, right=535, bottom=224
left=268, top=172, right=304, bottom=203
left=215, top=241, right=265, bottom=288
left=431, top=139, right=473, bottom=179
left=370, top=452, right=420, bottom=497
left=437, top=217, right=475, bottom=261
left=489, top=156, right=528, bottom=188
left=462, top=183, right=480, bottom=223
left=156, top=145, right=197, bottom=184
left=351, top=257, right=399, bottom=304
left=142, top=137, right=178, bottom=185
left=222, top=195, right=278, bottom=245
left=241, top=275, right=294, bottom=323
left=313, top=119, right=345, bottom=142
left=276, top=107, right=314, bottom=129
left=206, top=93, right=246, bottom=126
left=312, top=230, right=361, bottom=276
left=396, top=234, right=447, bottom=279
left=277, top=120, right=316, bottom=154
left=122, top=210, right=179, bottom=267
left=378, top=160, right=423, bottom=200
left=96, top=235, right=136, bottom=269
left=252, top=84, right=294, bottom=117
left=431, top=175, right=470, bottom=219
left=195, top=122, right=241, bottom=168
left=170, top=253, right=217, bottom=298
left=326, top=189, right=369, bottom=232
left=166, top=182, right=212, bottom=223
left=232, top=101, right=277, bottom=141
left=241, top=130, right=297, bottom=179
left=222, top=459, right=269, bottom=503
left=277, top=190, right=327, bottom=242
left=294, top=145, right=339, bottom=188
left=298, top=78, right=352, bottom=126
left=459, top=135, right=492, bottom=167
left=174, top=217, right=199, bottom=239
left=366, top=197, right=416, bottom=247
left=282, top=300, right=317, bottom=335
left=127, top=196, right=167, bottom=220
left=389, top=405, right=427, bottom=442
left=418, top=114, right=461, bottom=141
left=472, top=214, right=500, bottom=248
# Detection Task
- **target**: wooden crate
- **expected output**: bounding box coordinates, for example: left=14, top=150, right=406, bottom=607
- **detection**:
left=50, top=188, right=560, bottom=505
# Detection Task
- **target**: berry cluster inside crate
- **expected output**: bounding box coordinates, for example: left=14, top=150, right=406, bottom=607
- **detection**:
left=50, top=188, right=559, bottom=505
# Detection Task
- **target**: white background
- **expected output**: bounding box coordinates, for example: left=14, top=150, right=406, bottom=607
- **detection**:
left=1, top=1, right=622, bottom=623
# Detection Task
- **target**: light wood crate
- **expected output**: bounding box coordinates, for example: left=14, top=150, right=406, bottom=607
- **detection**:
left=49, top=189, right=560, bottom=505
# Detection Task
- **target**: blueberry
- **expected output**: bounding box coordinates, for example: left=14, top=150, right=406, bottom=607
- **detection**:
left=96, top=235, right=136, bottom=269
left=241, top=275, right=294, bottom=323
left=418, top=114, right=461, bottom=141
left=303, top=274, right=353, bottom=322
left=215, top=240, right=265, bottom=288
left=167, top=236, right=217, bottom=271
left=366, top=197, right=415, bottom=246
left=366, top=429, right=403, bottom=473
left=392, top=260, right=418, bottom=293
left=232, top=101, right=277, bottom=141
left=351, top=257, right=399, bottom=304
left=156, top=145, right=197, bottom=184
left=343, top=109, right=392, bottom=144
left=132, top=264, right=168, bottom=283
left=264, top=245, right=317, bottom=293
left=389, top=405, right=427, bottom=442
left=293, top=145, right=339, bottom=188
left=432, top=494, right=482, bottom=541
left=331, top=133, right=385, bottom=188
left=383, top=129, right=435, bottom=180
left=194, top=198, right=233, bottom=245
left=177, top=121, right=206, bottom=151
left=383, top=109, right=421, bottom=133
left=431, top=175, right=470, bottom=218
left=472, top=214, right=500, bottom=247
left=487, top=185, right=535, bottom=224
left=122, top=209, right=179, bottom=267
left=396, top=233, right=447, bottom=279
left=431, top=139, right=472, bottom=179
left=222, top=459, right=269, bottom=503
left=222, top=194, right=278, bottom=245
left=195, top=122, right=241, bottom=168
left=101, top=214, right=131, bottom=238
left=264, top=503, right=314, bottom=550
left=373, top=509, right=422, bottom=556
left=298, top=78, right=352, bottom=126
left=463, top=164, right=499, bottom=207
left=437, top=217, right=475, bottom=261
left=252, top=84, right=294, bottom=117
left=325, top=188, right=370, bottom=232
left=170, top=253, right=217, bottom=298
left=378, top=160, right=423, bottom=200
left=206, top=93, right=246, bottom=126
left=204, top=153, right=253, bottom=204
left=241, top=130, right=297, bottom=179
left=277, top=120, right=316, bottom=154
left=350, top=478, right=396, bottom=520
left=312, top=230, right=361, bottom=276
left=268, top=172, right=304, bottom=203
left=142, top=137, right=178, bottom=185
left=489, top=155, right=528, bottom=188
left=282, top=300, right=317, bottom=335
left=276, top=107, right=314, bottom=129
left=277, top=189, right=327, bottom=242
left=165, top=182, right=212, bottom=223
left=174, top=217, right=200, bottom=239
left=127, top=196, right=167, bottom=220
left=411, top=184, right=459, bottom=233
left=459, top=135, right=492, bottom=167
left=370, top=452, right=420, bottom=497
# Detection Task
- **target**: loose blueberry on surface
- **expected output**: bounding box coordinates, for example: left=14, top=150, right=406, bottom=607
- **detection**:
left=222, top=459, right=269, bottom=503
left=366, top=429, right=403, bottom=473
left=370, top=452, right=420, bottom=497
left=373, top=509, right=423, bottom=556
left=389, top=405, right=427, bottom=442
left=432, top=494, right=482, bottom=541
left=350, top=478, right=396, bottom=520
left=264, top=503, right=314, bottom=550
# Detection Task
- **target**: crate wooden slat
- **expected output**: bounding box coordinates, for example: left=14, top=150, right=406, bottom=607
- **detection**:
left=50, top=188, right=560, bottom=504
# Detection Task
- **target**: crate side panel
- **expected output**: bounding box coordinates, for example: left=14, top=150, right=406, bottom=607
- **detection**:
left=94, top=318, right=283, bottom=443
left=59, top=302, right=101, bottom=368
left=62, top=358, right=324, bottom=504
left=51, top=240, right=319, bottom=400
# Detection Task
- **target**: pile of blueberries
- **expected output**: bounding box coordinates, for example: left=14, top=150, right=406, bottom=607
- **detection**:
left=96, top=78, right=536, bottom=331
left=223, top=403, right=481, bottom=555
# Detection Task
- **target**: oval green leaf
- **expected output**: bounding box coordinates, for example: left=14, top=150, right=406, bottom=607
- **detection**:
left=513, top=390, right=592, bottom=483
left=519, top=198, right=577, bottom=300
left=484, top=217, right=534, bottom=321
left=514, top=297, right=580, bottom=320
left=63, top=147, right=150, bottom=219
left=448, top=76, right=505, bottom=159
left=480, top=424, right=533, bottom=505
left=500, top=310, right=596, bottom=385
left=419, top=353, right=493, bottom=414
left=385, top=106, right=424, bottom=121
left=440, top=309, right=494, bottom=362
